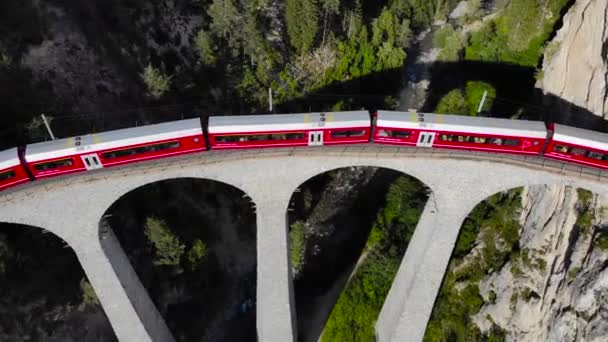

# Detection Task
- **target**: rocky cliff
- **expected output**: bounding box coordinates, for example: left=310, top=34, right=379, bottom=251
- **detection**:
left=474, top=185, right=608, bottom=341
left=538, top=0, right=608, bottom=120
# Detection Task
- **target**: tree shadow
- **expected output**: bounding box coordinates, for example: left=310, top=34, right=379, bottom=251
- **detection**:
left=278, top=60, right=608, bottom=133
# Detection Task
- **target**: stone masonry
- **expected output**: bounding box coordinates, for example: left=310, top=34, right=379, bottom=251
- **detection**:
left=0, top=146, right=607, bottom=342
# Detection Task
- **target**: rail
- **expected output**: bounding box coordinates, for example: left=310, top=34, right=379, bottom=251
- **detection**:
left=0, top=145, right=607, bottom=205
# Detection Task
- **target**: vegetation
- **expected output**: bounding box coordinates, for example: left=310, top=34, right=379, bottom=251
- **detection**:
left=568, top=266, right=581, bottom=280
left=433, top=24, right=464, bottom=61
left=435, top=81, right=496, bottom=115
left=435, top=89, right=467, bottom=114
left=79, top=279, right=100, bottom=309
left=424, top=189, right=523, bottom=341
left=186, top=239, right=208, bottom=271
left=286, top=0, right=319, bottom=54
left=195, top=30, right=216, bottom=66
left=465, top=0, right=571, bottom=67
left=141, top=64, right=171, bottom=99
left=144, top=217, right=185, bottom=267
left=290, top=221, right=307, bottom=274
left=322, top=176, right=428, bottom=341
left=575, top=189, right=595, bottom=236
left=465, top=81, right=495, bottom=114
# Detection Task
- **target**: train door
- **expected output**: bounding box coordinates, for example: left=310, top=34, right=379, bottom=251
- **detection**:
left=308, top=131, right=324, bottom=146
left=417, top=132, right=435, bottom=147
left=80, top=154, right=103, bottom=170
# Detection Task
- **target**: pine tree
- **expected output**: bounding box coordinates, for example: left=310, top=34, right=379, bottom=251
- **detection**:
left=144, top=217, right=185, bottom=267
left=195, top=30, right=216, bottom=66
left=208, top=0, right=241, bottom=55
left=320, top=0, right=340, bottom=46
left=286, top=0, right=320, bottom=54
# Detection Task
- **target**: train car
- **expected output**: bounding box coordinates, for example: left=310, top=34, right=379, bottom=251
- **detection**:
left=0, top=148, right=31, bottom=191
left=208, top=111, right=371, bottom=149
left=24, top=118, right=205, bottom=179
left=373, top=111, right=548, bottom=155
left=544, top=124, right=608, bottom=169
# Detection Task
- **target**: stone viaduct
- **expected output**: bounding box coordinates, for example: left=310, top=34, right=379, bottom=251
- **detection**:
left=0, top=145, right=607, bottom=342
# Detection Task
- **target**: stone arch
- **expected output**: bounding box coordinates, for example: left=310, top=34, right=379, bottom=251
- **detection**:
left=0, top=221, right=117, bottom=341
left=98, top=177, right=258, bottom=342
left=285, top=165, right=432, bottom=341
left=423, top=182, right=608, bottom=341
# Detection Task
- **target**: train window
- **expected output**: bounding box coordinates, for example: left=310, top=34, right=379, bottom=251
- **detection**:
left=554, top=145, right=569, bottom=153
left=392, top=131, right=410, bottom=138
left=331, top=130, right=366, bottom=138
left=504, top=139, right=519, bottom=146
left=570, top=148, right=586, bottom=156
left=102, top=141, right=180, bottom=159
left=587, top=151, right=605, bottom=160
left=34, top=158, right=74, bottom=171
left=378, top=130, right=410, bottom=138
left=0, top=170, right=15, bottom=181
left=215, top=133, right=306, bottom=143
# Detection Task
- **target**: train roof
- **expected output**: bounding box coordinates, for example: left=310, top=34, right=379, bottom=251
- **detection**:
left=0, top=148, right=19, bottom=171
left=25, top=118, right=202, bottom=162
left=376, top=111, right=547, bottom=138
left=552, top=124, right=608, bottom=152
left=208, top=111, right=370, bottom=134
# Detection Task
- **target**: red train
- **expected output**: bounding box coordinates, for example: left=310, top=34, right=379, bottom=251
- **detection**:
left=1, top=110, right=607, bottom=192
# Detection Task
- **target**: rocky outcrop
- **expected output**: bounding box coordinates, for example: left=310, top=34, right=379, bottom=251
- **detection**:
left=537, top=0, right=608, bottom=119
left=474, top=185, right=608, bottom=341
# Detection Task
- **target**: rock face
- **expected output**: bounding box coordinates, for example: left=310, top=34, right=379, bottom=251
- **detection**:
left=537, top=0, right=608, bottom=119
left=474, top=185, right=608, bottom=341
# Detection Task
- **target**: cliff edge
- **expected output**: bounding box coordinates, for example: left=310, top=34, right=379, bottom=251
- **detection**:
left=538, top=0, right=608, bottom=120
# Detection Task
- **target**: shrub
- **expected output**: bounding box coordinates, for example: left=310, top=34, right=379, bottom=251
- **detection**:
left=144, top=217, right=185, bottom=267
left=195, top=30, right=216, bottom=66
left=80, top=279, right=100, bottom=309
left=465, top=81, right=496, bottom=114
left=289, top=221, right=306, bottom=274
left=567, top=266, right=581, bottom=280
left=141, top=64, right=171, bottom=99
left=186, top=239, right=208, bottom=271
left=595, top=233, right=608, bottom=251
left=435, top=89, right=467, bottom=114
left=433, top=24, right=464, bottom=61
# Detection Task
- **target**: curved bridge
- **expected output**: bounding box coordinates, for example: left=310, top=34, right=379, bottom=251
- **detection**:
left=0, top=145, right=607, bottom=342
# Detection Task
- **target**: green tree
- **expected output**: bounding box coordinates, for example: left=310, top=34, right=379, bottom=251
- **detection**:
left=286, top=0, right=319, bottom=54
left=395, top=18, right=412, bottom=49
left=186, top=239, right=208, bottom=271
left=144, top=217, right=185, bottom=267
left=195, top=30, right=216, bottom=66
left=208, top=0, right=241, bottom=54
left=320, top=0, right=340, bottom=46
left=435, top=89, right=467, bottom=114
left=141, top=64, right=171, bottom=99
left=79, top=279, right=100, bottom=309
left=465, top=81, right=496, bottom=114
left=433, top=24, right=464, bottom=61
